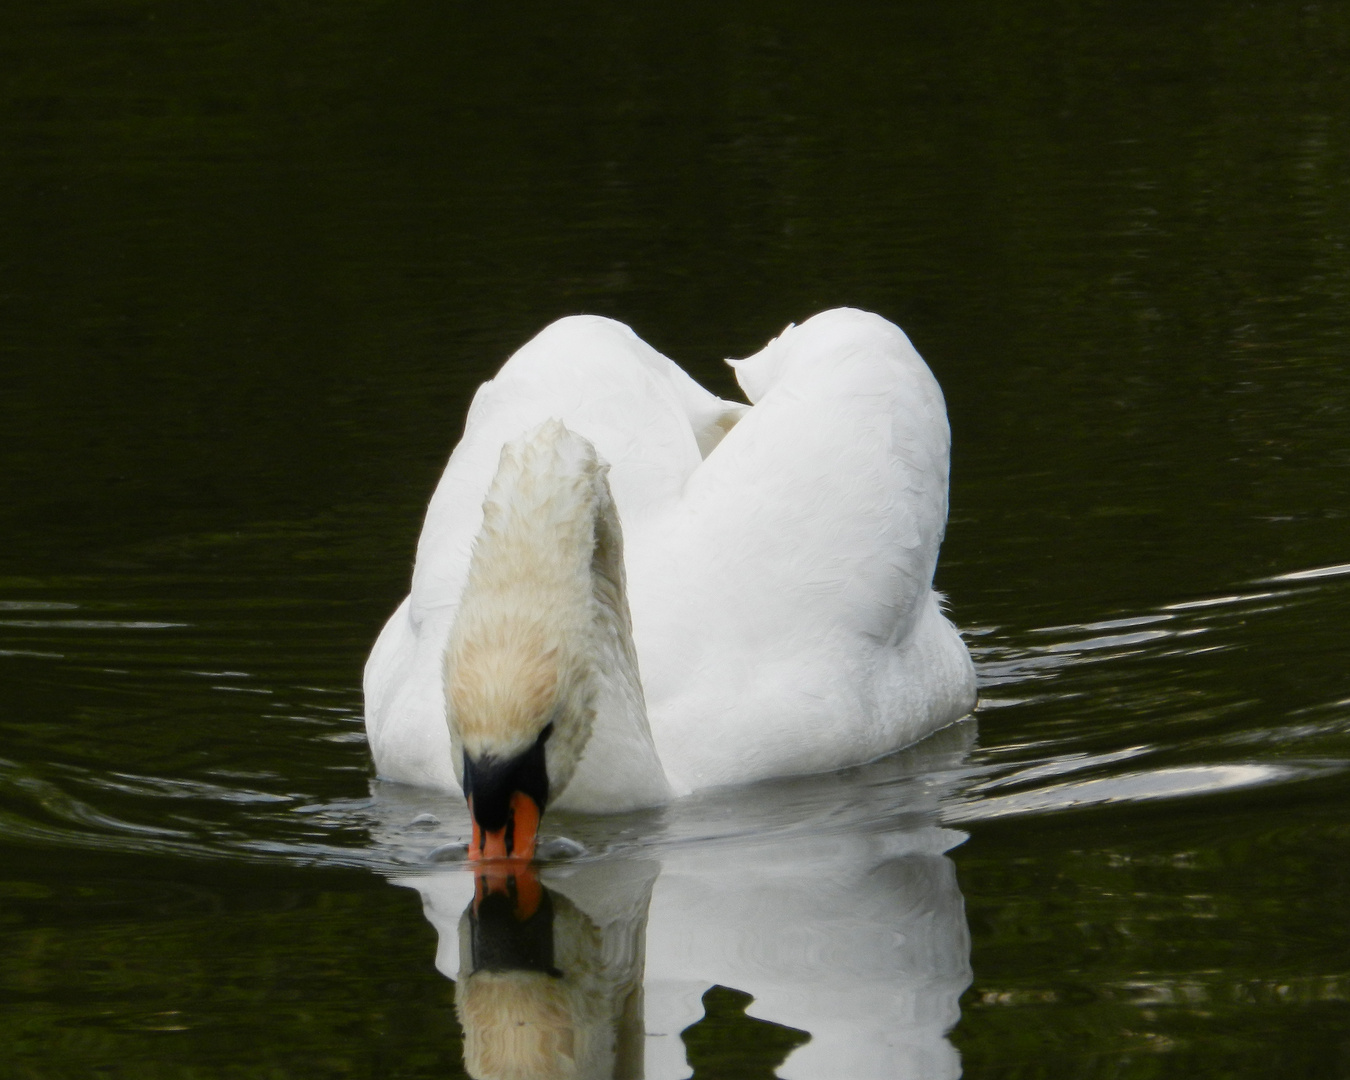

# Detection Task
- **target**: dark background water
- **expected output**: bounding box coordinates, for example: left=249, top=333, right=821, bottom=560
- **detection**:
left=2, top=1, right=1348, bottom=1077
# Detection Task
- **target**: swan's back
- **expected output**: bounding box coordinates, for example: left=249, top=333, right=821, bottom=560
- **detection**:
left=628, top=309, right=975, bottom=791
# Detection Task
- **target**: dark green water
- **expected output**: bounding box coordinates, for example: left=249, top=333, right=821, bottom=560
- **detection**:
left=3, top=1, right=1349, bottom=1076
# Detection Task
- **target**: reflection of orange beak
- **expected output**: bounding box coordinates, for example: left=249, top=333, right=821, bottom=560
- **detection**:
left=467, top=791, right=541, bottom=862
left=472, top=860, right=544, bottom=920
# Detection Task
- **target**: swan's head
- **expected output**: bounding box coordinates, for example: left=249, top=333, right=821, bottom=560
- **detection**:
left=445, top=422, right=614, bottom=861
left=447, top=620, right=595, bottom=861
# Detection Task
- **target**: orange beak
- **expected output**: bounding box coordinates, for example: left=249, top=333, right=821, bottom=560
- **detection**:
left=467, top=790, right=541, bottom=862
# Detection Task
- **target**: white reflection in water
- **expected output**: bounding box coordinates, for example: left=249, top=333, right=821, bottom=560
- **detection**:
left=395, top=830, right=969, bottom=1080
left=386, top=731, right=973, bottom=1080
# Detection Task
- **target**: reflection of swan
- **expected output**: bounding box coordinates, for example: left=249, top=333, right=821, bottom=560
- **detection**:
left=365, top=308, right=976, bottom=856
left=642, top=829, right=970, bottom=1080
left=394, top=827, right=969, bottom=1080
left=388, top=725, right=974, bottom=1080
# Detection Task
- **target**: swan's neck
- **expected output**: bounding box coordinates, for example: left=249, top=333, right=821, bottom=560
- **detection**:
left=444, top=422, right=669, bottom=810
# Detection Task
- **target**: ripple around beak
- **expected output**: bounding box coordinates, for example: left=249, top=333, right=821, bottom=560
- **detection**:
left=423, top=835, right=588, bottom=865
left=426, top=841, right=471, bottom=863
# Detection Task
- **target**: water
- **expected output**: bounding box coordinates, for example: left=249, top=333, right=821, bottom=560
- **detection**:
left=2, top=1, right=1349, bottom=1076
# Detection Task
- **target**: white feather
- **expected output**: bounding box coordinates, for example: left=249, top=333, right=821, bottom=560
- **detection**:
left=364, top=308, right=977, bottom=808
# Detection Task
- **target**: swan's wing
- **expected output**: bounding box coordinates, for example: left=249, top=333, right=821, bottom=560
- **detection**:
left=364, top=595, right=461, bottom=790
left=365, top=315, right=737, bottom=790
left=630, top=309, right=974, bottom=790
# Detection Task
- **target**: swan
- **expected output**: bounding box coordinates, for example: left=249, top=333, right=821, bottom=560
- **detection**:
left=364, top=307, right=977, bottom=858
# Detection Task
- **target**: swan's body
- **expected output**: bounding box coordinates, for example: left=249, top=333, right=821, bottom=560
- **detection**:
left=364, top=308, right=976, bottom=828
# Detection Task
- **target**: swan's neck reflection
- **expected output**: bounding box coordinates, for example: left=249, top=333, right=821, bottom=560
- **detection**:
left=467, top=866, right=556, bottom=975
left=455, top=863, right=652, bottom=1080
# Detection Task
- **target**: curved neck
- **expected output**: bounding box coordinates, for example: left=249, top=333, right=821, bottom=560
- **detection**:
left=563, top=458, right=671, bottom=810
left=445, top=422, right=670, bottom=810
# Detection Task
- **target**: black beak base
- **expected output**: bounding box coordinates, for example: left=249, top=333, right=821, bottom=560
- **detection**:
left=463, top=722, right=552, bottom=835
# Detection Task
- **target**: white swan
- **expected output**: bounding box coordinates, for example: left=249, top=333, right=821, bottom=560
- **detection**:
left=364, top=307, right=976, bottom=857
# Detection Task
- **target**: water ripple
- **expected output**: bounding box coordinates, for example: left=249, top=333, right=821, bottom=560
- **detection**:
left=946, top=762, right=1341, bottom=822
left=0, top=561, right=1343, bottom=868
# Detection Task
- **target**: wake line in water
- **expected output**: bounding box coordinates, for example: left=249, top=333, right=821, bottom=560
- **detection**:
left=1260, top=560, right=1350, bottom=583
left=0, top=754, right=400, bottom=871
left=946, top=762, right=1344, bottom=823
left=960, top=562, right=1350, bottom=821
left=971, top=561, right=1339, bottom=697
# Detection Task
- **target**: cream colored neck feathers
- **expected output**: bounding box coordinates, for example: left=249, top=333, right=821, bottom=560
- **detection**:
left=443, top=420, right=664, bottom=809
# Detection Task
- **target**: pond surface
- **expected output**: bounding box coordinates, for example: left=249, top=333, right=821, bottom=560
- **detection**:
left=2, top=1, right=1349, bottom=1077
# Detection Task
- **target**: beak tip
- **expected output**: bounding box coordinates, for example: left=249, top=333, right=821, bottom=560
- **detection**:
left=468, top=791, right=542, bottom=862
